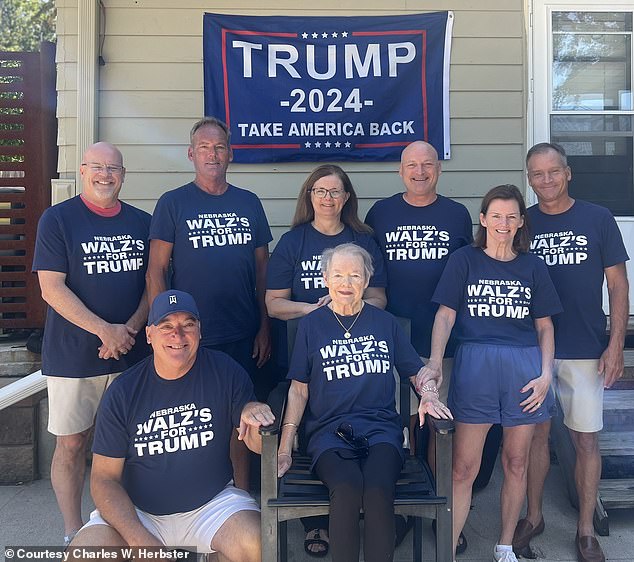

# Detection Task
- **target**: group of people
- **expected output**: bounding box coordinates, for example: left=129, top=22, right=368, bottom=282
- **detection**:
left=33, top=115, right=629, bottom=562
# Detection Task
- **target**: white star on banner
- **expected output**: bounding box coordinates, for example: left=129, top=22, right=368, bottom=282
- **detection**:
left=305, top=141, right=312, bottom=148
left=315, top=141, right=322, bottom=148
left=302, top=32, right=308, bottom=39
left=322, top=32, right=328, bottom=38
left=312, top=32, right=318, bottom=38
left=332, top=32, right=338, bottom=38
left=335, top=141, right=341, bottom=147
left=342, top=31, right=349, bottom=37
left=345, top=141, right=351, bottom=148
left=325, top=142, right=331, bottom=148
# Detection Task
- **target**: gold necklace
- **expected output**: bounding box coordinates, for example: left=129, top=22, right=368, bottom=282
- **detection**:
left=331, top=302, right=364, bottom=339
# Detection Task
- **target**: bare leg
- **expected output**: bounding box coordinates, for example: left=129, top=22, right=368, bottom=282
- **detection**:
left=229, top=430, right=250, bottom=491
left=211, top=510, right=261, bottom=562
left=68, top=524, right=127, bottom=561
left=452, top=423, right=490, bottom=555
left=51, top=430, right=91, bottom=535
left=569, top=429, right=601, bottom=537
left=499, top=424, right=535, bottom=545
left=524, top=420, right=550, bottom=525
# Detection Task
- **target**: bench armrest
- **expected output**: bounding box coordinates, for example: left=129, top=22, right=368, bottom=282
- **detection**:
left=259, top=381, right=289, bottom=436
left=428, top=416, right=455, bottom=435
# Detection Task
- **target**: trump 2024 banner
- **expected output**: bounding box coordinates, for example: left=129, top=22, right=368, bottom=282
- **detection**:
left=203, top=12, right=453, bottom=163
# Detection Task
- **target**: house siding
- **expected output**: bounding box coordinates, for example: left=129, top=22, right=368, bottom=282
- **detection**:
left=54, top=0, right=527, bottom=242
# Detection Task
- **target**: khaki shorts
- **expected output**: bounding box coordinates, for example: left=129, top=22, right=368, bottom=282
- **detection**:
left=47, top=373, right=120, bottom=436
left=81, top=483, right=260, bottom=553
left=553, top=359, right=604, bottom=433
left=407, top=357, right=454, bottom=416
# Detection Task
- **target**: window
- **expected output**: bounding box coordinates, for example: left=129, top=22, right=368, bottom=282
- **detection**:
left=549, top=11, right=633, bottom=215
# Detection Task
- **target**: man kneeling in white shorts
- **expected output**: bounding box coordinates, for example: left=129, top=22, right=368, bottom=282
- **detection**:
left=69, top=291, right=275, bottom=562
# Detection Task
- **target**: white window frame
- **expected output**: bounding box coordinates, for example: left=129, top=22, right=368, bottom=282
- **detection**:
left=529, top=0, right=634, bottom=205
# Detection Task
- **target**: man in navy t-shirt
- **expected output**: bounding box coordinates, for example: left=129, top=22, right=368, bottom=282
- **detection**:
left=69, top=290, right=274, bottom=561
left=32, top=142, right=151, bottom=546
left=146, top=117, right=273, bottom=490
left=514, top=143, right=629, bottom=562
left=365, top=141, right=472, bottom=400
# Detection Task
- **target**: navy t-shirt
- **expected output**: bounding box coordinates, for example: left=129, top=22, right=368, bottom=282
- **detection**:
left=32, top=197, right=151, bottom=377
left=432, top=245, right=562, bottom=347
left=365, top=194, right=473, bottom=356
left=528, top=200, right=629, bottom=359
left=92, top=348, right=256, bottom=516
left=288, top=305, right=422, bottom=467
left=150, top=183, right=273, bottom=346
left=266, top=222, right=387, bottom=303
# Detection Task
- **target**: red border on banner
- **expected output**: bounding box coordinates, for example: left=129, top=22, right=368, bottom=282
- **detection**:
left=221, top=29, right=297, bottom=126
left=221, top=27, right=428, bottom=151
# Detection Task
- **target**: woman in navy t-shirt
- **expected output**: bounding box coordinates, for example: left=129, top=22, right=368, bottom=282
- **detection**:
left=277, top=243, right=451, bottom=562
left=426, top=185, right=562, bottom=562
left=265, top=164, right=387, bottom=556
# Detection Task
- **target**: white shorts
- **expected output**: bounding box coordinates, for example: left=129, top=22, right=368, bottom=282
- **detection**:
left=47, top=373, right=120, bottom=436
left=407, top=357, right=454, bottom=415
left=81, top=483, right=260, bottom=553
left=553, top=359, right=604, bottom=433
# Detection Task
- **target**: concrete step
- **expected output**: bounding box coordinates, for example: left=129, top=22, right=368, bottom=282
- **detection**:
left=0, top=344, right=41, bottom=377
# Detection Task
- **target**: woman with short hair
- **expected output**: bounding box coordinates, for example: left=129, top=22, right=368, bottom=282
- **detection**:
left=277, top=243, right=451, bottom=562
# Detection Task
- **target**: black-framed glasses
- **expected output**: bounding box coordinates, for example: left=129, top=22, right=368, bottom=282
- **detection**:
left=309, top=187, right=346, bottom=199
left=335, top=422, right=369, bottom=459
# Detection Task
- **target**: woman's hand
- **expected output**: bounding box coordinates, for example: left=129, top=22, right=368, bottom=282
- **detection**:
left=414, top=360, right=442, bottom=393
left=520, top=371, right=552, bottom=413
left=277, top=451, right=293, bottom=477
left=417, top=392, right=453, bottom=427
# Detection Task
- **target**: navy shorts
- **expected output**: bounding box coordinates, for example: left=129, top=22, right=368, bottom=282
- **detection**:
left=448, top=343, right=553, bottom=427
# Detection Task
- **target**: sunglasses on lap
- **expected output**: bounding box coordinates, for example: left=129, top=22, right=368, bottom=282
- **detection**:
left=335, top=422, right=369, bottom=460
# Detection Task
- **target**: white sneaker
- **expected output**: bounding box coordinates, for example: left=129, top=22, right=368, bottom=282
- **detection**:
left=493, top=547, right=518, bottom=562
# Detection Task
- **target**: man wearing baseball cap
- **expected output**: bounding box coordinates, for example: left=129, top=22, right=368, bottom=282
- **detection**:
left=69, top=290, right=274, bottom=561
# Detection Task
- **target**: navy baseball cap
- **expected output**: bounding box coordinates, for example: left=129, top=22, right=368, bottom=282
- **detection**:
left=148, top=290, right=200, bottom=326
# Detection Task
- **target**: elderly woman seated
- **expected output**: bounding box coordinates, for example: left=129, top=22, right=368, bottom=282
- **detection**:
left=276, top=242, right=452, bottom=562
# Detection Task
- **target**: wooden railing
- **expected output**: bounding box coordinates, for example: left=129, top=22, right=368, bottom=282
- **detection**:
left=0, top=42, right=56, bottom=330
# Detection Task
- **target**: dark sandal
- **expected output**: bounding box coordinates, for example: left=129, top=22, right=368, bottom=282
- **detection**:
left=431, top=519, right=468, bottom=555
left=304, top=529, right=329, bottom=558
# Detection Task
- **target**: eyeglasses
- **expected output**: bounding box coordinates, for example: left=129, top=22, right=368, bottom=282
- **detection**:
left=335, top=422, right=369, bottom=459
left=309, top=188, right=346, bottom=199
left=81, top=162, right=125, bottom=175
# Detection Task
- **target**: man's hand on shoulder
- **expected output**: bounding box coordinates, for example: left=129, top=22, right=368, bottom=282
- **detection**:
left=599, top=344, right=624, bottom=388
left=97, top=323, right=137, bottom=360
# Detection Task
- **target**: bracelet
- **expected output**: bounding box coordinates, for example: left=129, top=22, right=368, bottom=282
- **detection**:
left=282, top=422, right=299, bottom=429
left=417, top=383, right=439, bottom=397
left=277, top=452, right=292, bottom=457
